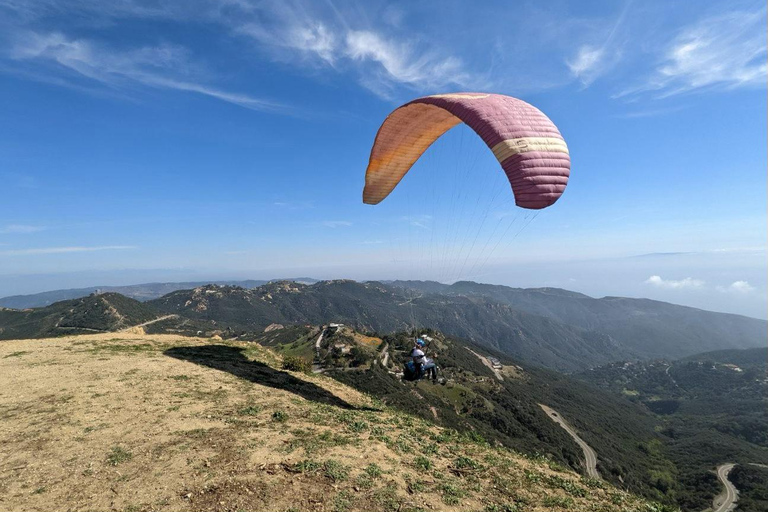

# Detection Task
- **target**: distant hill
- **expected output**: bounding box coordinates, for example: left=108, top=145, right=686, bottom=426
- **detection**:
left=391, top=280, right=767, bottom=361
left=149, top=281, right=628, bottom=371
left=150, top=280, right=765, bottom=371
left=680, top=346, right=767, bottom=366
left=0, top=293, right=160, bottom=339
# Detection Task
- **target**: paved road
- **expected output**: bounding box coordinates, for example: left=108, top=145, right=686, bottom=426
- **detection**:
left=380, top=343, right=390, bottom=367
left=312, top=328, right=327, bottom=374
left=314, top=327, right=326, bottom=350
left=539, top=404, right=599, bottom=479
left=468, top=349, right=503, bottom=381
left=712, top=463, right=738, bottom=512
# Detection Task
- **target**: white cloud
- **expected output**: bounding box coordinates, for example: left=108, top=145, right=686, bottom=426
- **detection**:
left=8, top=32, right=287, bottom=112
left=344, top=30, right=470, bottom=91
left=0, top=245, right=136, bottom=256
left=0, top=224, right=46, bottom=234
left=239, top=20, right=338, bottom=64
left=622, top=9, right=766, bottom=97
left=236, top=3, right=480, bottom=98
left=567, top=45, right=606, bottom=86
left=717, top=280, right=755, bottom=294
left=322, top=221, right=352, bottom=228
left=645, top=275, right=705, bottom=289
left=566, top=2, right=629, bottom=87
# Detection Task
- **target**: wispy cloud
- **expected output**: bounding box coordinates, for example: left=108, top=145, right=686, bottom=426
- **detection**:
left=0, top=224, right=46, bottom=234
left=344, top=30, right=472, bottom=95
left=620, top=9, right=766, bottom=98
left=8, top=31, right=288, bottom=112
left=322, top=220, right=352, bottom=228
left=645, top=275, right=705, bottom=289
left=566, top=1, right=631, bottom=87
left=236, top=2, right=482, bottom=98
left=273, top=200, right=315, bottom=210
left=717, top=280, right=755, bottom=294
left=0, top=245, right=136, bottom=256
left=400, top=215, right=432, bottom=229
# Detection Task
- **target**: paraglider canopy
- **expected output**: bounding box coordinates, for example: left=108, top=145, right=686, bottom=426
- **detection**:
left=363, top=93, right=570, bottom=209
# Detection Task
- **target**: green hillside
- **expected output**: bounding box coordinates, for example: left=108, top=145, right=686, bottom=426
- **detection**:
left=392, top=280, right=767, bottom=360
left=0, top=293, right=160, bottom=340
left=260, top=327, right=679, bottom=506
left=577, top=348, right=768, bottom=510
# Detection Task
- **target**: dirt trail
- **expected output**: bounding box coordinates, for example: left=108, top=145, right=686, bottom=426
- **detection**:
left=121, top=314, right=178, bottom=331
left=711, top=463, right=738, bottom=512
left=468, top=349, right=503, bottom=381
left=539, top=404, right=599, bottom=479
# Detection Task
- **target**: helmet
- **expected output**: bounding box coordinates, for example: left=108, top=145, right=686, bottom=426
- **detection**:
left=416, top=339, right=426, bottom=347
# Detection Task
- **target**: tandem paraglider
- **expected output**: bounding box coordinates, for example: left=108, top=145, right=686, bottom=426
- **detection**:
left=402, top=338, right=446, bottom=385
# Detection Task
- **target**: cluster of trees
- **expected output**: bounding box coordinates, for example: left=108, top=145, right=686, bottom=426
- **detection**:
left=580, top=348, right=768, bottom=509
left=730, top=464, right=768, bottom=512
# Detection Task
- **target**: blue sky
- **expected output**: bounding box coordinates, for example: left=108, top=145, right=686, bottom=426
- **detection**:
left=0, top=0, right=765, bottom=318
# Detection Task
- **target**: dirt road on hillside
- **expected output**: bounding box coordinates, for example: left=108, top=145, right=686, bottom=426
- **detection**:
left=539, top=404, right=599, bottom=479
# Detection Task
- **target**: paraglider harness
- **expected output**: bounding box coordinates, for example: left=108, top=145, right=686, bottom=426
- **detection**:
left=403, top=360, right=423, bottom=381
left=403, top=338, right=439, bottom=382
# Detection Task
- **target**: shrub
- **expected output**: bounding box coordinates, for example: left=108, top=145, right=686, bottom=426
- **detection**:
left=282, top=355, right=311, bottom=373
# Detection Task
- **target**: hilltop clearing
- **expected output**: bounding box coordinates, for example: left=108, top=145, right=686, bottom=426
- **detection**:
left=0, top=332, right=658, bottom=512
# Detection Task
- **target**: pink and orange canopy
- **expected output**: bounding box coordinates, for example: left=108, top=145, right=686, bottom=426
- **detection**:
left=362, top=93, right=570, bottom=209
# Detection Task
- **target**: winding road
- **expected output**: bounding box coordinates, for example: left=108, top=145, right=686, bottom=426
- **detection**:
left=711, top=463, right=738, bottom=512
left=539, top=404, right=599, bottom=479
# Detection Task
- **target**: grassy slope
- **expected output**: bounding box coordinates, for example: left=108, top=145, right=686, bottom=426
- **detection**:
left=330, top=331, right=674, bottom=505
left=0, top=333, right=659, bottom=512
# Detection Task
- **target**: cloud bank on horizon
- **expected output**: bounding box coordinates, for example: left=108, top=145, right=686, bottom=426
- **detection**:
left=0, top=0, right=765, bottom=318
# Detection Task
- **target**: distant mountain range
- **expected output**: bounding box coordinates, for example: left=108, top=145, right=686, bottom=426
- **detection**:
left=0, top=278, right=318, bottom=308
left=1, top=279, right=764, bottom=371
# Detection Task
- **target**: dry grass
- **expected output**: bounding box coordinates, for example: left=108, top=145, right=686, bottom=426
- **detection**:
left=0, top=333, right=652, bottom=512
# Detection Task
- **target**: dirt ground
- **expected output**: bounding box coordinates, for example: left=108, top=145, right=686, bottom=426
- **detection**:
left=0, top=333, right=647, bottom=512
